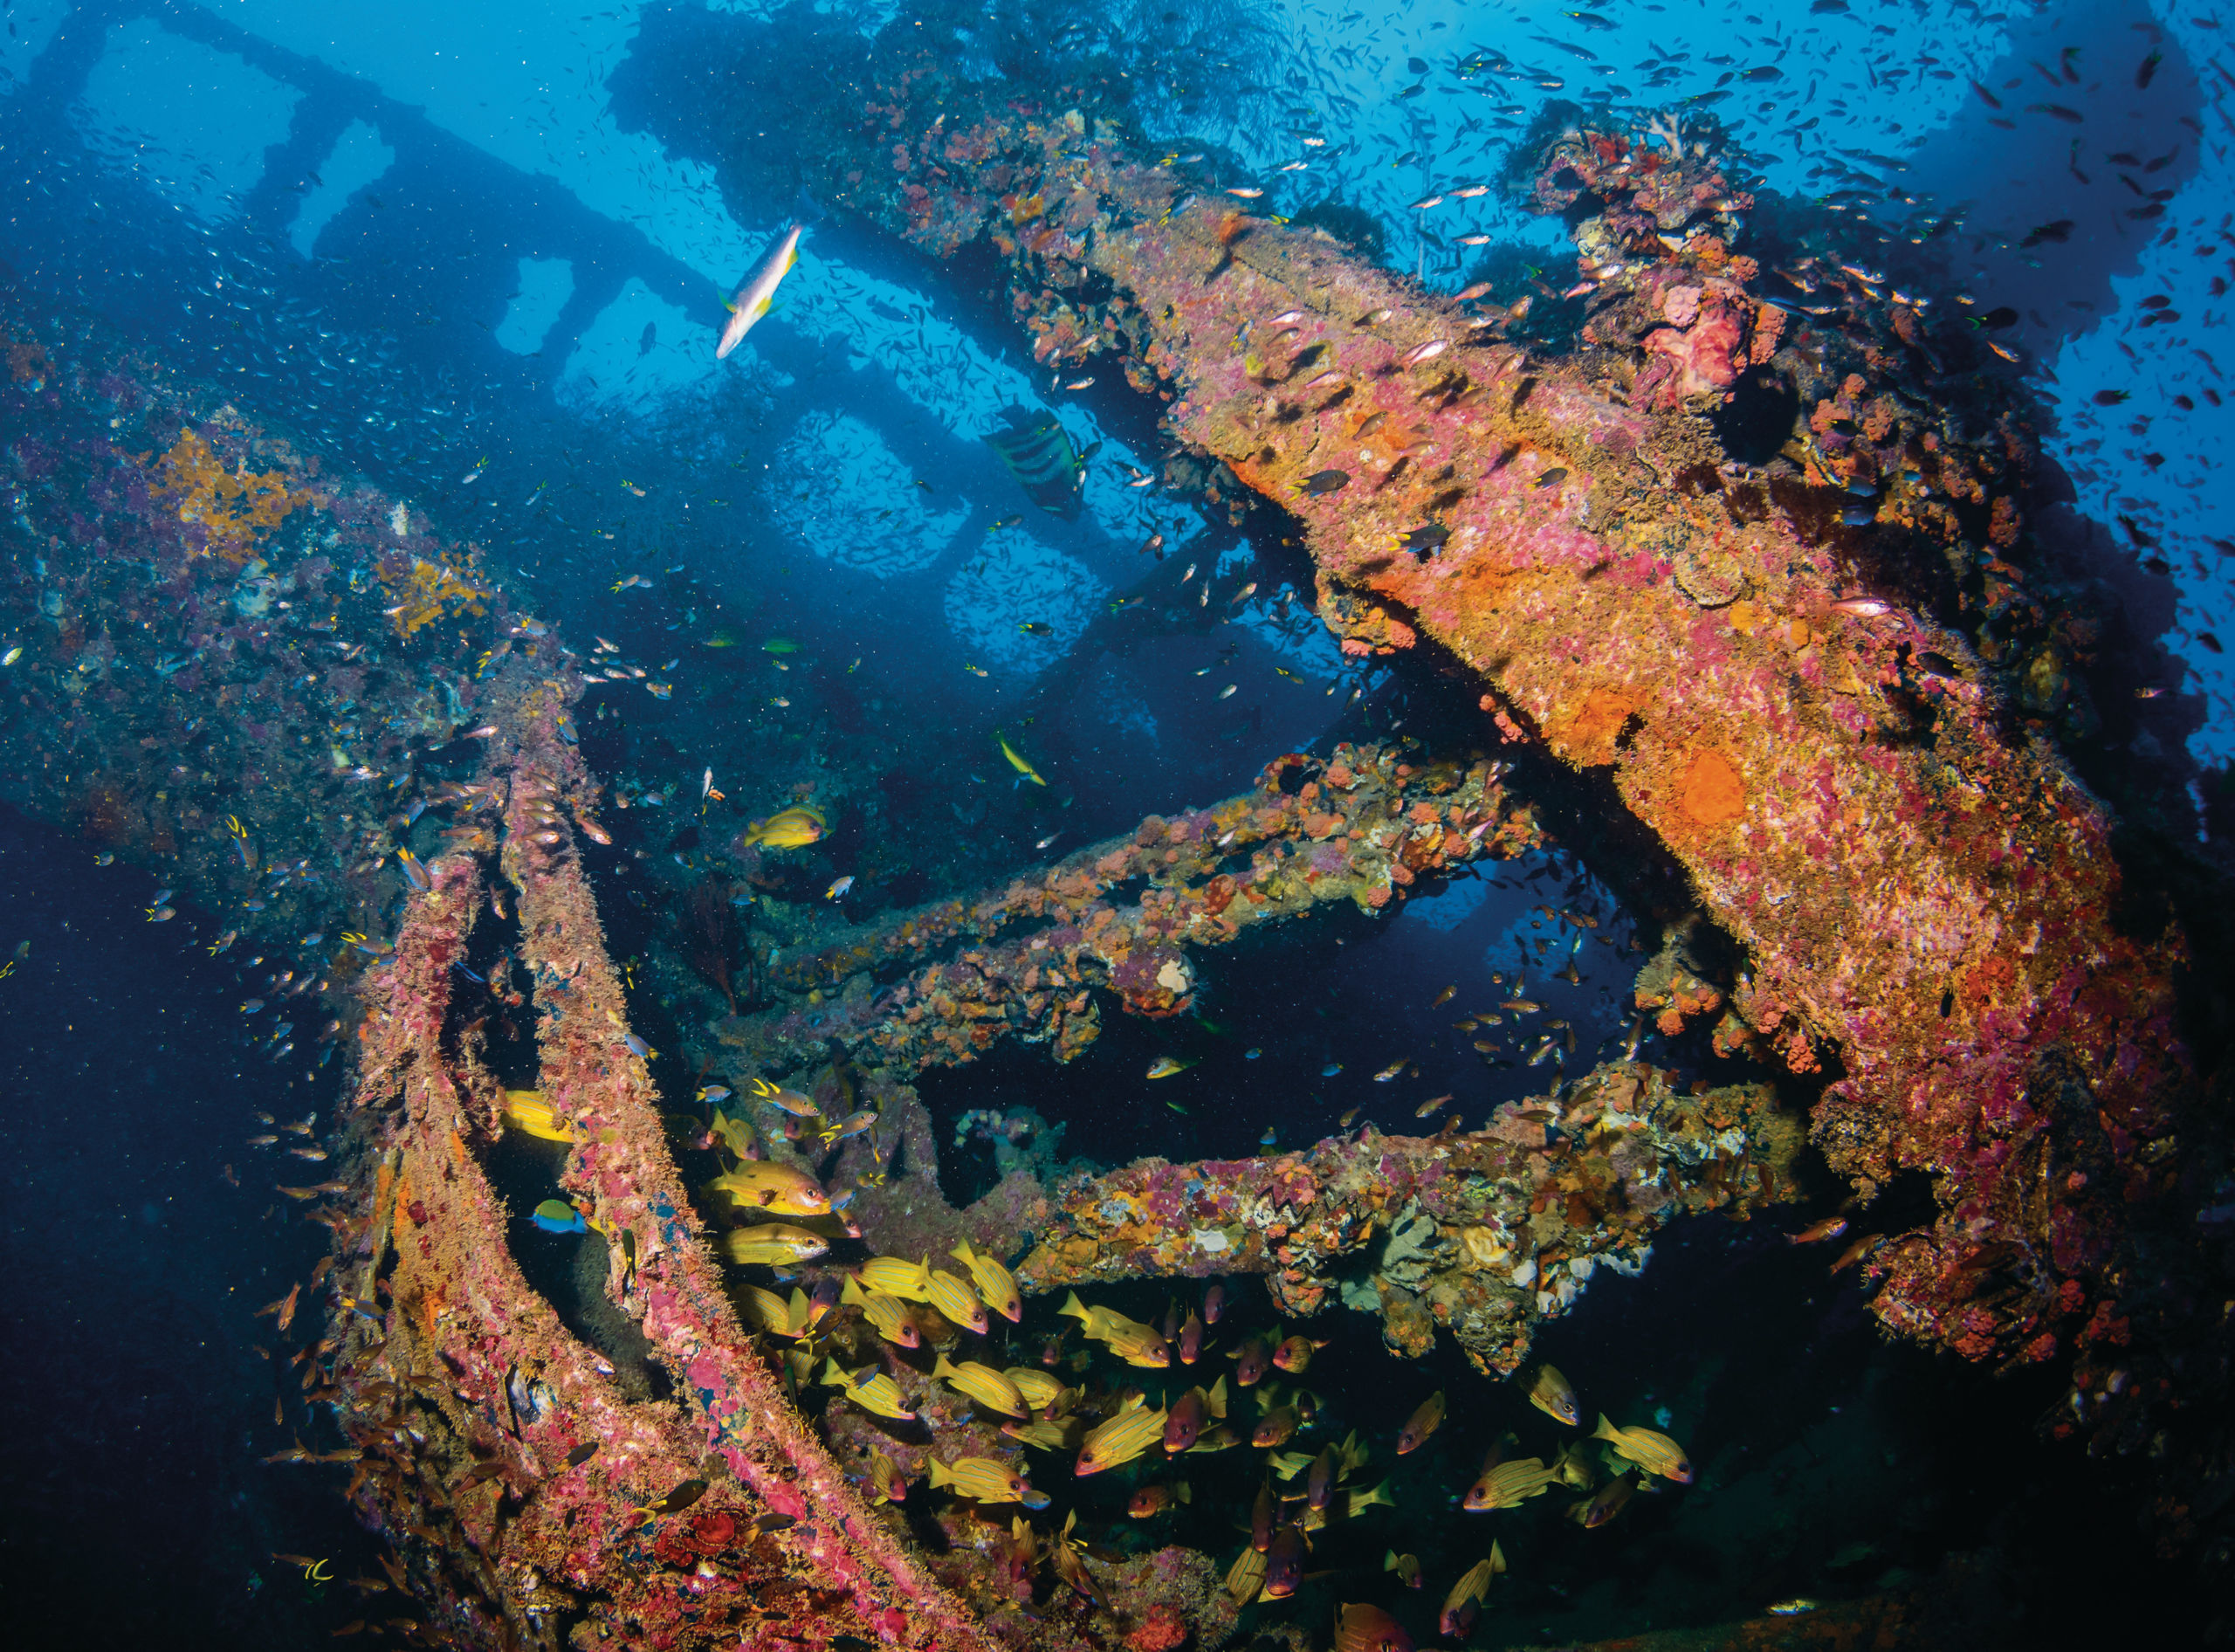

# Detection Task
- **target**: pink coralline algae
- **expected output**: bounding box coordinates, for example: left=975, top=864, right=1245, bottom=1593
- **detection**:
left=1014, top=1063, right=1800, bottom=1374
left=844, top=87, right=2195, bottom=1386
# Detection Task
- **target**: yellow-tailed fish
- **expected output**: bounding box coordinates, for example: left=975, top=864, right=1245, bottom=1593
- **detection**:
left=995, top=732, right=1047, bottom=786
left=738, top=804, right=827, bottom=850
left=748, top=1076, right=822, bottom=1117
left=1128, top=1482, right=1191, bottom=1517
left=819, top=1358, right=915, bottom=1421
left=739, top=1284, right=815, bottom=1339
left=1225, top=1544, right=1269, bottom=1604
left=1462, top=1455, right=1557, bottom=1511
left=1251, top=1404, right=1300, bottom=1449
left=933, top=1354, right=1028, bottom=1419
left=1344, top=1477, right=1395, bottom=1518
left=500, top=1090, right=574, bottom=1143
left=950, top=1238, right=1023, bottom=1322
left=709, top=1161, right=829, bottom=1217
left=722, top=1223, right=829, bottom=1266
left=1145, top=1056, right=1197, bottom=1079
left=1570, top=1470, right=1636, bottom=1527
left=1385, top=1551, right=1422, bottom=1587
left=716, top=222, right=804, bottom=359
left=925, top=1267, right=989, bottom=1335
left=1529, top=1363, right=1580, bottom=1426
left=1440, top=1554, right=1496, bottom=1636
left=839, top=1277, right=921, bottom=1348
left=858, top=1255, right=935, bottom=1302
left=1003, top=1367, right=1069, bottom=1414
left=1076, top=1403, right=1169, bottom=1475
left=867, top=1450, right=908, bottom=1505
left=709, top=1108, right=755, bottom=1159
left=1396, top=1390, right=1445, bottom=1455
left=927, top=1456, right=1031, bottom=1504
left=1002, top=1415, right=1084, bottom=1452
left=1334, top=1603, right=1408, bottom=1652
left=1592, top=1415, right=1693, bottom=1483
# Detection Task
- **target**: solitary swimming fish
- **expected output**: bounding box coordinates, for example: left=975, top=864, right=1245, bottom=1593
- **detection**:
left=996, top=733, right=1047, bottom=786
left=1147, top=1056, right=1197, bottom=1079
left=716, top=222, right=803, bottom=359
left=532, top=1198, right=587, bottom=1235
left=738, top=805, right=826, bottom=850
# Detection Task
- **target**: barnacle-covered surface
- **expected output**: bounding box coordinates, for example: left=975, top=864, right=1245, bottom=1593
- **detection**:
left=1015, top=1062, right=1799, bottom=1375
left=829, top=82, right=2195, bottom=1379
left=719, top=743, right=1537, bottom=1074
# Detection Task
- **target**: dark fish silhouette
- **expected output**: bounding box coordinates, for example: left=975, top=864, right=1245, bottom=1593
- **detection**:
left=984, top=408, right=1084, bottom=519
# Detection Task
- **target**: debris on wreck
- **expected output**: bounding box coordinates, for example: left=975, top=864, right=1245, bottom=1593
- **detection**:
left=1014, top=1061, right=1800, bottom=1375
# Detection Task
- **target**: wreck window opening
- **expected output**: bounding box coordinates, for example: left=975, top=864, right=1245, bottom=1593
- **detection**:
left=477, top=1125, right=672, bottom=1403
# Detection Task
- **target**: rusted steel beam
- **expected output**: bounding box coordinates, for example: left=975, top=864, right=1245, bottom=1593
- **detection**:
left=1013, top=1062, right=1800, bottom=1376
left=724, top=743, right=1534, bottom=1074
left=830, top=89, right=2190, bottom=1366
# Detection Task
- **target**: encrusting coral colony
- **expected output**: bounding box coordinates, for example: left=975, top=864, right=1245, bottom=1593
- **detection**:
left=1, top=40, right=2224, bottom=1652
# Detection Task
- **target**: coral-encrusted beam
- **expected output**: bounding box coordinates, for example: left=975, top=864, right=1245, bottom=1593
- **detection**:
left=845, top=97, right=2190, bottom=1366
left=494, top=680, right=1000, bottom=1650
left=743, top=745, right=1532, bottom=1073
left=1014, top=1061, right=1800, bottom=1375
left=337, top=855, right=806, bottom=1647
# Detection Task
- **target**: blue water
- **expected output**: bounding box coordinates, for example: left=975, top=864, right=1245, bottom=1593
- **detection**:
left=1, top=0, right=2227, bottom=1645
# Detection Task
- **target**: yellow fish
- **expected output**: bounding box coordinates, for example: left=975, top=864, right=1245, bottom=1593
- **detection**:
left=1461, top=1455, right=1558, bottom=1511
left=1145, top=1056, right=1197, bottom=1079
left=1592, top=1415, right=1693, bottom=1483
left=928, top=1456, right=1032, bottom=1504
left=709, top=1108, right=756, bottom=1160
left=500, top=1090, right=574, bottom=1143
left=995, top=732, right=1046, bottom=786
left=710, top=1161, right=829, bottom=1217
left=1002, top=1415, right=1084, bottom=1452
left=950, top=1238, right=1024, bottom=1322
left=1076, top=1402, right=1169, bottom=1476
left=738, top=804, right=827, bottom=850
left=839, top=1276, right=921, bottom=1347
left=722, top=1223, right=829, bottom=1266
left=740, top=1284, right=819, bottom=1339
left=934, top=1353, right=1028, bottom=1419
left=748, top=1076, right=821, bottom=1118
left=1003, top=1367, right=1069, bottom=1414
left=819, top=1358, right=916, bottom=1420
left=1059, top=1292, right=1173, bottom=1366
left=925, top=1268, right=989, bottom=1335
left=866, top=1450, right=907, bottom=1505
left=1529, top=1363, right=1579, bottom=1427
left=1344, top=1477, right=1395, bottom=1518
left=857, top=1255, right=935, bottom=1302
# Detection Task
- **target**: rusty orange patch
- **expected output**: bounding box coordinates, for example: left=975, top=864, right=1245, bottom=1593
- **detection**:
left=1676, top=749, right=1746, bottom=825
left=1555, top=687, right=1647, bottom=766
